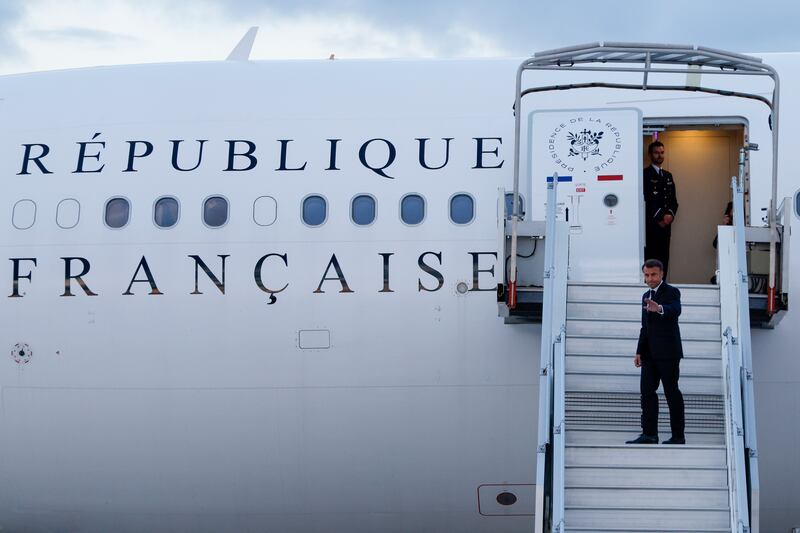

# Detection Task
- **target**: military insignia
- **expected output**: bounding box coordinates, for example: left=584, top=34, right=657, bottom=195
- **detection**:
left=567, top=129, right=604, bottom=161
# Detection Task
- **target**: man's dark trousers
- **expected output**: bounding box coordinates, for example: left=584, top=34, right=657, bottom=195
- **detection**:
left=636, top=282, right=685, bottom=439
left=640, top=357, right=684, bottom=438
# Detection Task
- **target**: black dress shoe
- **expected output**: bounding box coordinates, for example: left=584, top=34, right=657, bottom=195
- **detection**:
left=663, top=436, right=686, bottom=445
left=625, top=434, right=659, bottom=444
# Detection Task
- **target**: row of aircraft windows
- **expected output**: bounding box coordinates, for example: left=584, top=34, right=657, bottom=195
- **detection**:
left=11, top=193, right=526, bottom=230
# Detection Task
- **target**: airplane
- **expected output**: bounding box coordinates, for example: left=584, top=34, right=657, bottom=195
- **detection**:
left=0, top=34, right=798, bottom=532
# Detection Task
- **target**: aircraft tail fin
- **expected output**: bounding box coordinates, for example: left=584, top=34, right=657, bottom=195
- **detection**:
left=226, top=27, right=259, bottom=61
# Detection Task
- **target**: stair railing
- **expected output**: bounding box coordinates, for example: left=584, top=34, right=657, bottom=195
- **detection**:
left=717, top=173, right=759, bottom=533
left=534, top=175, right=570, bottom=532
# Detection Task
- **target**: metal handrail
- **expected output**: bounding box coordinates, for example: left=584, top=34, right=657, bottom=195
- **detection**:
left=715, top=174, right=759, bottom=532
left=732, top=171, right=760, bottom=530
left=722, top=326, right=749, bottom=533
left=534, top=176, right=569, bottom=532
left=552, top=324, right=567, bottom=532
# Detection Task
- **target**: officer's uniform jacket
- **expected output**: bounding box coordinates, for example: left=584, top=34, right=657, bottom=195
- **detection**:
left=643, top=165, right=679, bottom=224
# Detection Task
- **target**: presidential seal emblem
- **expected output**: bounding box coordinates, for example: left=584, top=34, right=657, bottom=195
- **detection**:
left=567, top=129, right=604, bottom=161
left=11, top=343, right=32, bottom=364
left=546, top=116, right=624, bottom=174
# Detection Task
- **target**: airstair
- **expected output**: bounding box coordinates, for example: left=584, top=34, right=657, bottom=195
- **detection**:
left=563, top=281, right=729, bottom=532
left=496, top=43, right=787, bottom=532
left=517, top=177, right=758, bottom=533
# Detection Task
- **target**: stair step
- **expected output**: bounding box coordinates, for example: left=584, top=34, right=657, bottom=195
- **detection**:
left=565, top=486, right=730, bottom=508
left=567, top=336, right=721, bottom=357
left=567, top=318, right=721, bottom=340
left=565, top=391, right=723, bottom=410
left=567, top=283, right=719, bottom=305
left=566, top=371, right=723, bottom=395
left=566, top=354, right=721, bottom=376
left=568, top=404, right=722, bottom=416
left=565, top=465, right=728, bottom=488
left=564, top=526, right=731, bottom=533
left=564, top=507, right=729, bottom=529
left=566, top=417, right=724, bottom=435
left=566, top=444, right=726, bottom=467
left=564, top=392, right=724, bottom=434
left=567, top=429, right=725, bottom=446
left=568, top=300, right=720, bottom=321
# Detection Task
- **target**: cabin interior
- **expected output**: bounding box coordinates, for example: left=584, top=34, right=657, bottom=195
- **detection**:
left=642, top=123, right=751, bottom=286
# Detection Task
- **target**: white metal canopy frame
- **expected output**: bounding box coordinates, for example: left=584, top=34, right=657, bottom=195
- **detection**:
left=508, top=42, right=782, bottom=314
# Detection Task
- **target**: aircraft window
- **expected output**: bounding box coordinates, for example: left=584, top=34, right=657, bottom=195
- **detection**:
left=203, top=196, right=229, bottom=228
left=401, top=194, right=425, bottom=225
left=302, top=195, right=327, bottom=226
left=253, top=196, right=277, bottom=226
left=504, top=193, right=525, bottom=220
left=105, top=197, right=130, bottom=229
left=795, top=190, right=800, bottom=219
left=12, top=199, right=36, bottom=230
left=154, top=197, right=179, bottom=228
left=56, top=199, right=80, bottom=229
left=351, top=194, right=376, bottom=226
left=450, top=193, right=474, bottom=225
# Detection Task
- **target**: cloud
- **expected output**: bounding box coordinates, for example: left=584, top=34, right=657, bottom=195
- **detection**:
left=0, top=0, right=797, bottom=75
left=0, top=2, right=24, bottom=60
left=29, top=27, right=137, bottom=45
left=202, top=0, right=800, bottom=55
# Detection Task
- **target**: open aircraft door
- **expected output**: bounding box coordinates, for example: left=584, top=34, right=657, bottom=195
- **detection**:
left=528, top=108, right=644, bottom=283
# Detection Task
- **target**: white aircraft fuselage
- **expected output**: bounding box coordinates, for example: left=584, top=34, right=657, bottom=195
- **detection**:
left=0, top=55, right=798, bottom=532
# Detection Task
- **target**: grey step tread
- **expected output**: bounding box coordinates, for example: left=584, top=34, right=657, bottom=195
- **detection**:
left=566, top=464, right=726, bottom=471
left=565, top=393, right=723, bottom=414
left=567, top=337, right=722, bottom=357
left=565, top=504, right=729, bottom=511
left=568, top=282, right=719, bottom=289
left=567, top=316, right=721, bottom=325
left=566, top=355, right=722, bottom=376
left=567, top=415, right=725, bottom=431
left=566, top=373, right=723, bottom=395
left=566, top=445, right=726, bottom=467
left=568, top=298, right=720, bottom=307
left=567, top=429, right=725, bottom=445
left=565, top=466, right=728, bottom=488
left=566, top=284, right=719, bottom=305
left=567, top=333, right=721, bottom=342
left=565, top=484, right=729, bottom=491
left=565, top=524, right=730, bottom=532
left=566, top=443, right=725, bottom=450
left=565, top=507, right=729, bottom=529
left=567, top=424, right=724, bottom=434
left=565, top=391, right=724, bottom=403
left=567, top=303, right=721, bottom=321
left=567, top=324, right=721, bottom=340
left=565, top=487, right=729, bottom=509
left=567, top=405, right=722, bottom=415
left=567, top=352, right=720, bottom=360
left=566, top=369, right=723, bottom=379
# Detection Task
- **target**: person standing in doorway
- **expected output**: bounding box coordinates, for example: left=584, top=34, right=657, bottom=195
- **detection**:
left=644, top=141, right=679, bottom=278
left=626, top=259, right=686, bottom=445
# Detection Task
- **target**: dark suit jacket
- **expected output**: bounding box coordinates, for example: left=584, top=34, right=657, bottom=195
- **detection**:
left=636, top=282, right=683, bottom=360
left=643, top=165, right=679, bottom=224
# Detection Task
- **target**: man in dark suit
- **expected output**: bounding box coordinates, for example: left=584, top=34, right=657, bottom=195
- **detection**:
left=626, top=259, right=686, bottom=445
left=644, top=141, right=678, bottom=278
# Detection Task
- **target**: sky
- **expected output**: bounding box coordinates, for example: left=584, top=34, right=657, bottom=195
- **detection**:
left=1, top=0, right=799, bottom=74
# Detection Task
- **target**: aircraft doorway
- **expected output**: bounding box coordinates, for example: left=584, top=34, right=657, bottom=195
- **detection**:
left=643, top=123, right=746, bottom=285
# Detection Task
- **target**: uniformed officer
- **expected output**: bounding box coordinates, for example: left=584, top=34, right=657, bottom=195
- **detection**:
left=643, top=141, right=678, bottom=277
